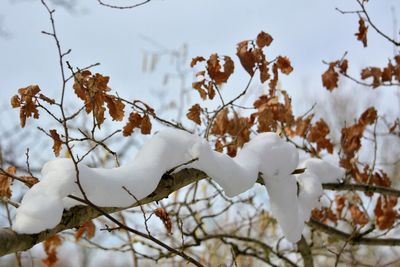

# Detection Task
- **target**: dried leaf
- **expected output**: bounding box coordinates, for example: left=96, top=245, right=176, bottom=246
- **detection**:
left=355, top=17, right=368, bottom=47
left=104, top=96, right=125, bottom=121
left=339, top=59, right=348, bottom=74
left=335, top=195, right=346, bottom=217
left=190, top=56, right=206, bottom=67
left=361, top=67, right=382, bottom=88
left=259, top=62, right=270, bottom=83
left=140, top=114, right=152, bottom=135
left=276, top=56, right=293, bottom=75
left=186, top=104, right=202, bottom=125
left=206, top=54, right=235, bottom=84
left=307, top=119, right=334, bottom=154
left=206, top=82, right=216, bottom=100
left=236, top=41, right=256, bottom=76
left=123, top=112, right=143, bottom=136
left=192, top=80, right=207, bottom=100
left=10, top=95, right=21, bottom=108
left=73, top=71, right=124, bottom=127
left=42, top=235, right=62, bottom=267
left=154, top=208, right=172, bottom=234
left=11, top=85, right=41, bottom=127
left=39, top=94, right=55, bottom=105
left=256, top=31, right=273, bottom=48
left=50, top=129, right=62, bottom=157
left=75, top=221, right=96, bottom=241
left=349, top=204, right=368, bottom=225
left=381, top=61, right=393, bottom=82
left=322, top=63, right=339, bottom=91
left=215, top=139, right=224, bottom=152
left=211, top=109, right=229, bottom=135
left=358, top=107, right=377, bottom=126
left=0, top=172, right=12, bottom=198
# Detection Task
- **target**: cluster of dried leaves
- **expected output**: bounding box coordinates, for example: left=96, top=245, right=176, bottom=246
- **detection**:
left=322, top=54, right=400, bottom=91
left=0, top=166, right=38, bottom=200
left=191, top=54, right=234, bottom=100
left=73, top=70, right=125, bottom=126
left=211, top=108, right=252, bottom=156
left=187, top=32, right=295, bottom=156
left=11, top=85, right=55, bottom=127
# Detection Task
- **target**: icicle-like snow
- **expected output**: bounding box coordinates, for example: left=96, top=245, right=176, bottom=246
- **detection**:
left=13, top=128, right=344, bottom=242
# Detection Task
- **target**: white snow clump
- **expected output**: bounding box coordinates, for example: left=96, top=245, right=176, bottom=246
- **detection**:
left=13, top=128, right=344, bottom=242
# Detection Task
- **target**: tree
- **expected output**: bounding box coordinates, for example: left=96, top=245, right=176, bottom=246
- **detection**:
left=1, top=0, right=400, bottom=266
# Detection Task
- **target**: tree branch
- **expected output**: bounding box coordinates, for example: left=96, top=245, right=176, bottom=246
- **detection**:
left=2, top=170, right=400, bottom=256
left=0, top=168, right=207, bottom=256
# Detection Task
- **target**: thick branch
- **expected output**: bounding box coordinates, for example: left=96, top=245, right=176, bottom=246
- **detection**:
left=0, top=168, right=207, bottom=257
left=308, top=219, right=400, bottom=246
left=2, top=171, right=400, bottom=256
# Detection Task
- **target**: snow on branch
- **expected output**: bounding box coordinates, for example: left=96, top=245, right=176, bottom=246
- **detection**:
left=12, top=128, right=344, bottom=244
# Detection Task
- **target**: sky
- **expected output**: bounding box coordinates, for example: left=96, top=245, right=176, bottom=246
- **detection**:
left=0, top=0, right=399, bottom=156
left=1, top=0, right=399, bottom=104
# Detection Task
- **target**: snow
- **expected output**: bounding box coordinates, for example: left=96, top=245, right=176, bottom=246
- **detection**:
left=13, top=128, right=344, bottom=242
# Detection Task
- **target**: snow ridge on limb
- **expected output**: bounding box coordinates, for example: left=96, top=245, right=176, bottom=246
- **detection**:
left=13, top=128, right=344, bottom=242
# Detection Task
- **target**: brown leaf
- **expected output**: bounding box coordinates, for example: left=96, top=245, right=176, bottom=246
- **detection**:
left=206, top=82, right=216, bottom=100
left=381, top=62, right=393, bottom=82
left=123, top=112, right=143, bottom=136
left=349, top=204, right=368, bottom=225
left=339, top=59, right=348, bottom=74
left=259, top=62, right=270, bottom=83
left=42, top=235, right=62, bottom=267
left=186, top=104, right=202, bottom=125
left=276, top=56, right=293, bottom=75
left=140, top=114, right=152, bottom=135
left=39, top=94, right=56, bottom=105
left=50, top=129, right=62, bottom=157
left=190, top=56, right=206, bottom=67
left=215, top=139, right=224, bottom=152
left=0, top=171, right=12, bottom=198
left=10, top=95, right=21, bottom=108
left=236, top=41, right=256, bottom=76
left=154, top=208, right=172, bottom=234
left=269, top=63, right=279, bottom=94
left=75, top=220, right=96, bottom=241
left=355, top=17, right=368, bottom=47
left=206, top=54, right=235, bottom=84
left=322, top=63, right=339, bottom=91
left=12, top=85, right=41, bottom=127
left=375, top=196, right=398, bottom=230
left=256, top=31, right=273, bottom=48
left=73, top=71, right=124, bottom=127
left=104, top=96, right=125, bottom=121
left=192, top=80, right=207, bottom=100
left=361, top=67, right=382, bottom=88
left=211, top=108, right=229, bottom=135
left=307, top=119, right=334, bottom=154
left=335, top=195, right=346, bottom=217
left=358, top=107, right=377, bottom=126
left=293, top=115, right=313, bottom=137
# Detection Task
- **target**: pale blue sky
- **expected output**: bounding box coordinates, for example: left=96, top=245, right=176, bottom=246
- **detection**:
left=1, top=0, right=399, bottom=100
left=0, top=0, right=399, bottom=139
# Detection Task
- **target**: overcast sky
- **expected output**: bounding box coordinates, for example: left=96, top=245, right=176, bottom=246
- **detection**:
left=0, top=0, right=399, bottom=132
